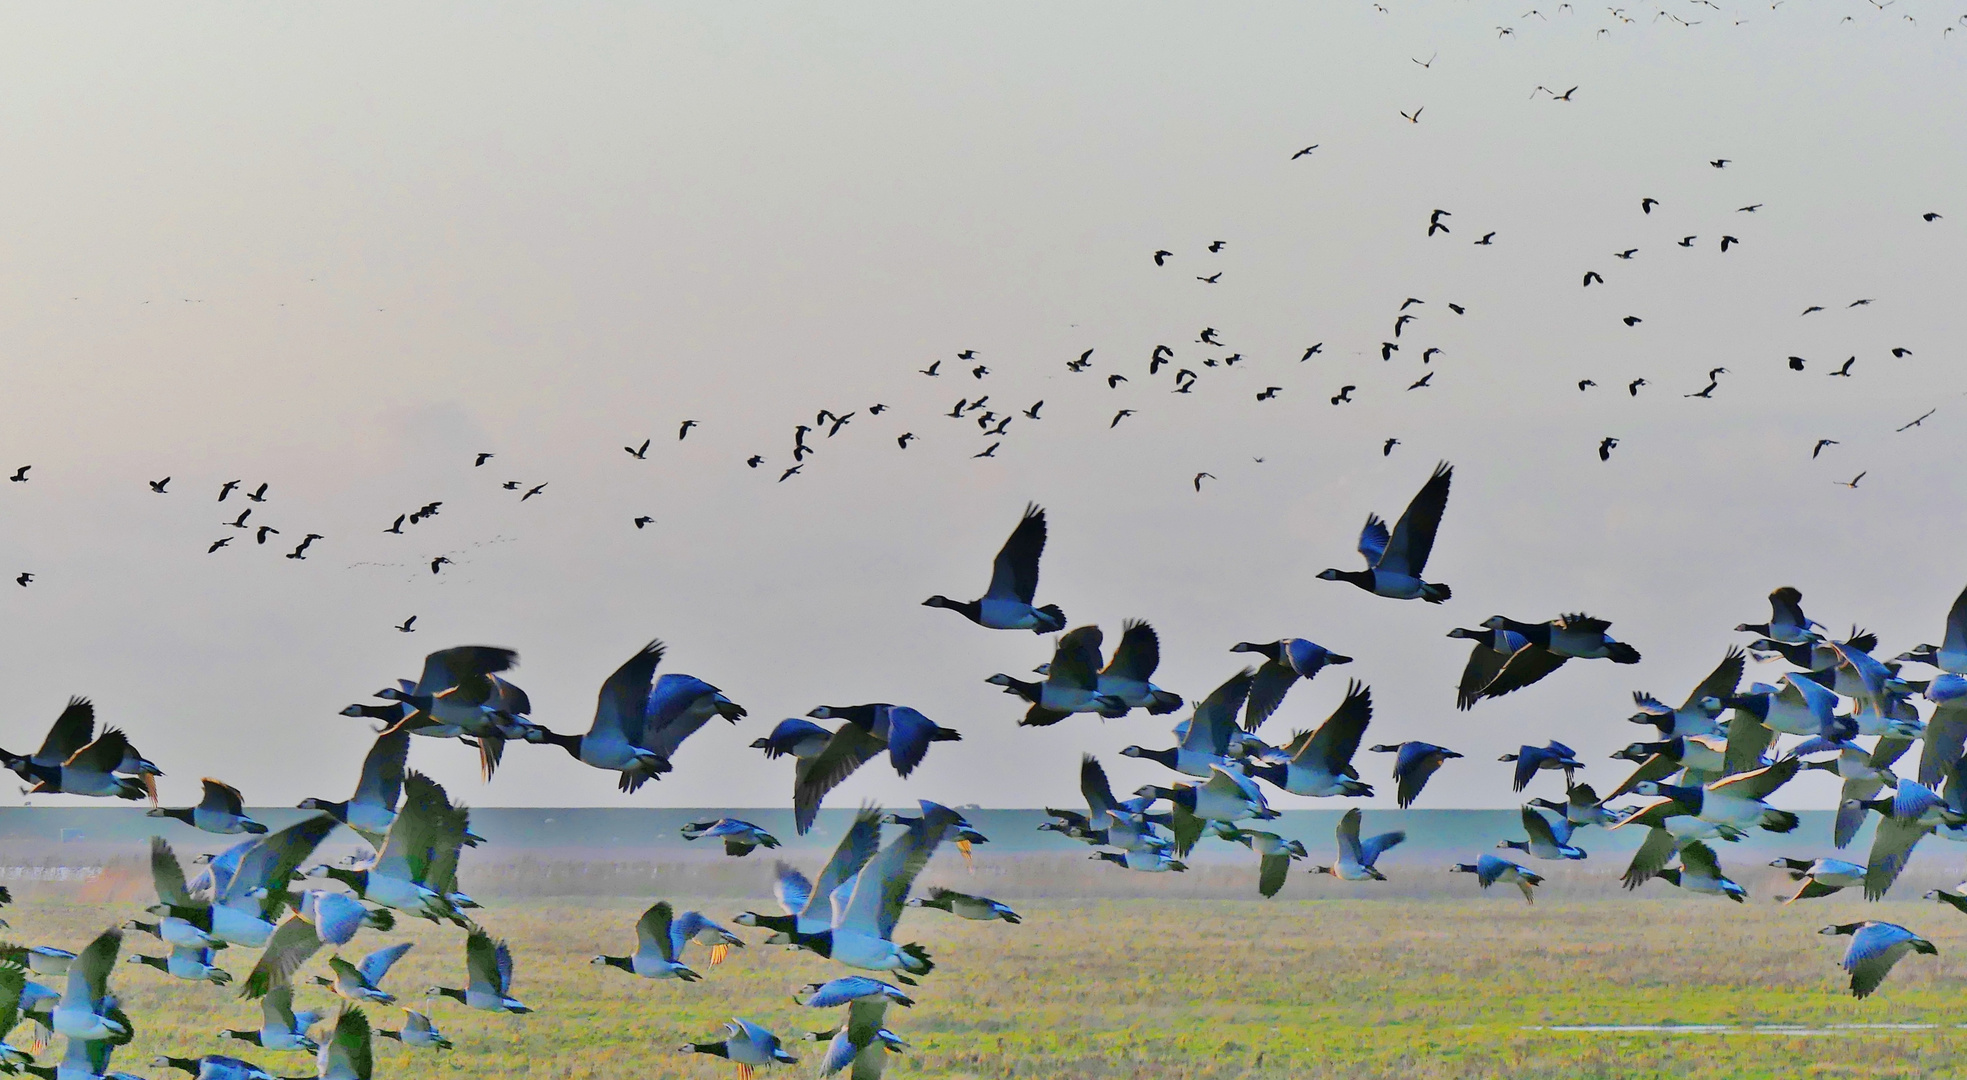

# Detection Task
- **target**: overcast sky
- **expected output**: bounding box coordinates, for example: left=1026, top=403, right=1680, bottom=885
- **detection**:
left=0, top=1, right=1962, bottom=810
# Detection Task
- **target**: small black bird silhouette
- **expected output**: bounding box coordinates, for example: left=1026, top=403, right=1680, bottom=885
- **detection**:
left=896, top=433, right=915, bottom=449
left=958, top=350, right=976, bottom=360
left=229, top=509, right=251, bottom=528
left=1788, top=356, right=1806, bottom=371
left=1583, top=271, right=1603, bottom=286
left=285, top=534, right=321, bottom=560
left=1301, top=344, right=1324, bottom=361
left=1849, top=298, right=1874, bottom=307
left=1400, top=298, right=1424, bottom=310
left=985, top=416, right=1011, bottom=436
left=1829, top=357, right=1856, bottom=377
left=678, top=420, right=698, bottom=439
left=971, top=365, right=989, bottom=379
left=1023, top=401, right=1043, bottom=419
left=14, top=573, right=30, bottom=586
left=149, top=477, right=170, bottom=493
left=218, top=480, right=240, bottom=501
left=1291, top=145, right=1318, bottom=159
left=1402, top=107, right=1425, bottom=123
left=255, top=526, right=279, bottom=545
left=247, top=483, right=268, bottom=502
left=1331, top=386, right=1356, bottom=405
left=1111, top=410, right=1136, bottom=428
left=1719, top=235, right=1739, bottom=252
left=1710, top=158, right=1730, bottom=168
left=1197, top=273, right=1222, bottom=284
left=396, top=616, right=418, bottom=632
left=1427, top=209, right=1451, bottom=236
left=1801, top=306, right=1824, bottom=315
left=626, top=439, right=650, bottom=459
left=1677, top=236, right=1696, bottom=247
left=1447, top=303, right=1465, bottom=314
left=1685, top=382, right=1717, bottom=399
left=1068, top=349, right=1094, bottom=372
left=1422, top=347, right=1442, bottom=363
left=868, top=403, right=888, bottom=415
left=1194, top=472, right=1215, bottom=491
left=522, top=483, right=547, bottom=500
left=974, top=443, right=999, bottom=458
left=1473, top=232, right=1496, bottom=245
left=747, top=455, right=764, bottom=467
left=945, top=401, right=965, bottom=419
left=1891, top=348, right=1913, bottom=358
left=1108, top=374, right=1128, bottom=388
left=1598, top=437, right=1618, bottom=461
left=1838, top=472, right=1866, bottom=489
left=1623, top=316, right=1643, bottom=326
left=474, top=453, right=493, bottom=466
left=634, top=516, right=653, bottom=528
left=1614, top=249, right=1637, bottom=259
left=1153, top=250, right=1173, bottom=265
left=1737, top=204, right=1762, bottom=213
left=1641, top=198, right=1659, bottom=214
left=920, top=360, right=941, bottom=376
left=502, top=480, right=520, bottom=490
left=1408, top=373, right=1433, bottom=390
left=1898, top=409, right=1936, bottom=432
left=8, top=466, right=28, bottom=482
left=965, top=396, right=988, bottom=413
left=1198, top=328, right=1221, bottom=345
left=779, top=465, right=802, bottom=482
left=1413, top=52, right=1436, bottom=68
left=1393, top=314, right=1415, bottom=337
left=1381, top=342, right=1399, bottom=360
left=827, top=413, right=853, bottom=437
left=1383, top=438, right=1399, bottom=456
left=1578, top=380, right=1596, bottom=390
left=1628, top=378, right=1646, bottom=396
left=385, top=515, right=405, bottom=534
left=1208, top=241, right=1226, bottom=253
left=209, top=538, right=231, bottom=553
left=1257, top=387, right=1281, bottom=401
left=1812, top=439, right=1839, bottom=458
left=1924, top=212, right=1943, bottom=222
left=430, top=557, right=451, bottom=574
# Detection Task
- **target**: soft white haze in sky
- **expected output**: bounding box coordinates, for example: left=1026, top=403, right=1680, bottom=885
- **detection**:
left=0, top=2, right=1961, bottom=810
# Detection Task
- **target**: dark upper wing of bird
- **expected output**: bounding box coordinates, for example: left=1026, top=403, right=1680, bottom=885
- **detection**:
left=1377, top=463, right=1452, bottom=577
left=985, top=504, right=1047, bottom=604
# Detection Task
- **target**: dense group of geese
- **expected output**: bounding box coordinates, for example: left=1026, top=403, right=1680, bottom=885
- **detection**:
left=6, top=474, right=1967, bottom=1079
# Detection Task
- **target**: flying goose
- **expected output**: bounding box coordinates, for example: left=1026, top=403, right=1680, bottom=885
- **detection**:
left=1446, top=626, right=1529, bottom=710
left=1735, top=586, right=1822, bottom=645
left=1369, top=741, right=1463, bottom=808
left=1499, top=741, right=1583, bottom=793
left=1317, top=462, right=1453, bottom=602
left=1472, top=615, right=1641, bottom=703
left=150, top=1054, right=277, bottom=1079
left=1773, top=857, right=1866, bottom=903
left=1605, top=734, right=1733, bottom=800
left=906, top=887, right=1021, bottom=923
left=19, top=729, right=154, bottom=801
left=1245, top=681, right=1375, bottom=798
left=751, top=719, right=833, bottom=762
left=1231, top=638, right=1353, bottom=729
left=306, top=944, right=413, bottom=1005
left=1820, top=922, right=1935, bottom=998
left=1087, top=621, right=1184, bottom=716
left=147, top=779, right=266, bottom=835
left=826, top=805, right=961, bottom=980
left=807, top=994, right=908, bottom=1080
left=1213, top=828, right=1307, bottom=897
left=1625, top=648, right=1744, bottom=738
left=1450, top=853, right=1543, bottom=903
left=790, top=706, right=961, bottom=834
left=591, top=901, right=701, bottom=981
left=985, top=626, right=1122, bottom=725
left=375, top=1008, right=450, bottom=1051
left=1136, top=765, right=1278, bottom=856
left=1500, top=806, right=1586, bottom=860
left=634, top=672, right=749, bottom=789
left=1092, top=849, right=1186, bottom=872
left=375, top=646, right=533, bottom=780
left=51, top=929, right=125, bottom=1040
left=1120, top=670, right=1254, bottom=777
left=218, top=983, right=324, bottom=1052
left=681, top=818, right=781, bottom=857
left=678, top=1019, right=797, bottom=1079
left=238, top=891, right=397, bottom=1000
left=880, top=801, right=987, bottom=864
left=1854, top=776, right=1967, bottom=899
left=1804, top=738, right=1912, bottom=848
left=796, top=976, right=913, bottom=1009
left=128, top=943, right=232, bottom=986
left=522, top=641, right=673, bottom=789
left=1043, top=756, right=1170, bottom=854
left=1526, top=783, right=1622, bottom=830
left=0, top=698, right=108, bottom=780
left=1650, top=840, right=1744, bottom=900
left=1630, top=756, right=1802, bottom=836
left=307, top=773, right=469, bottom=925
left=733, top=807, right=882, bottom=955
left=1896, top=582, right=1967, bottom=674
left=1916, top=674, right=1967, bottom=789
left=1308, top=808, right=1404, bottom=881
left=922, top=504, right=1066, bottom=632
left=427, top=928, right=530, bottom=1013
left=297, top=730, right=409, bottom=847
left=310, top=1006, right=374, bottom=1080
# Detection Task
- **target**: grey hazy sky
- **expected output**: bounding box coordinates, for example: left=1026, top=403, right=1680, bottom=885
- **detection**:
left=0, top=2, right=1962, bottom=809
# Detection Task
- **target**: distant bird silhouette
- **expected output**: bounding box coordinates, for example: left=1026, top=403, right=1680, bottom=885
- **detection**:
left=1812, top=439, right=1839, bottom=458
left=1153, top=250, right=1172, bottom=265
left=1583, top=271, right=1603, bottom=287
left=1849, top=298, right=1874, bottom=307
left=1257, top=387, right=1282, bottom=401
left=1599, top=437, right=1619, bottom=461
left=1427, top=209, right=1450, bottom=236
left=1413, top=52, right=1436, bottom=67
left=1710, top=158, right=1730, bottom=168
left=1615, top=248, right=1637, bottom=259
left=247, top=483, right=268, bottom=502
left=1641, top=198, right=1659, bottom=213
left=209, top=538, right=230, bottom=553
left=1332, top=386, right=1356, bottom=405
left=1067, top=350, right=1093, bottom=372
left=1394, top=315, right=1415, bottom=336
left=827, top=413, right=853, bottom=437
left=14, top=573, right=29, bottom=586
left=1578, top=380, right=1596, bottom=391
left=920, top=361, right=941, bottom=376
left=747, top=455, right=764, bottom=467
left=1402, top=107, right=1425, bottom=123
left=1400, top=298, right=1423, bottom=310
left=1303, top=345, right=1327, bottom=360
left=1801, top=306, right=1824, bottom=315
left=1891, top=347, right=1913, bottom=358
left=1623, top=316, right=1643, bottom=326
left=945, top=402, right=965, bottom=419
left=430, top=557, right=451, bottom=574
left=8, top=466, right=27, bottom=482
left=779, top=465, right=802, bottom=482
left=474, top=453, right=493, bottom=466
left=1384, top=438, right=1400, bottom=456
left=218, top=480, right=240, bottom=501
left=626, top=439, right=650, bottom=459
left=255, top=526, right=279, bottom=545
left=1474, top=232, right=1496, bottom=245
left=1382, top=342, right=1399, bottom=360
left=1108, top=374, right=1128, bottom=388
left=1408, top=373, right=1433, bottom=390
left=1628, top=379, right=1646, bottom=396
left=1422, top=347, right=1442, bottom=363
left=522, top=483, right=548, bottom=500
left=1023, top=401, right=1043, bottom=419
left=971, top=365, right=989, bottom=379
left=678, top=420, right=698, bottom=440
left=1925, top=212, right=1943, bottom=222
left=1198, top=328, right=1222, bottom=345
left=1208, top=241, right=1226, bottom=252
left=285, top=534, right=320, bottom=559
left=1448, top=303, right=1466, bottom=314
left=396, top=616, right=417, bottom=633
left=868, top=403, right=888, bottom=414
left=974, top=443, right=1000, bottom=459
left=1897, top=409, right=1936, bottom=432
left=1197, top=273, right=1222, bottom=284
left=634, top=516, right=653, bottom=528
left=1738, top=204, right=1762, bottom=213
left=1719, top=235, right=1739, bottom=252
left=229, top=508, right=252, bottom=528
left=1829, top=357, right=1855, bottom=377
left=1194, top=473, right=1215, bottom=491
left=502, top=481, right=520, bottom=490
left=1838, top=472, right=1866, bottom=489
left=958, top=350, right=976, bottom=360
left=1291, top=145, right=1318, bottom=159
left=386, top=515, right=405, bottom=534
left=1111, top=410, right=1136, bottom=428
left=1788, top=356, right=1807, bottom=371
left=1678, top=236, right=1696, bottom=247
left=149, top=477, right=170, bottom=493
left=897, top=433, right=915, bottom=449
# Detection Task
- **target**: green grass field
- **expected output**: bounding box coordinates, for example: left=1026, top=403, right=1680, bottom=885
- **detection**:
left=16, top=871, right=1967, bottom=1080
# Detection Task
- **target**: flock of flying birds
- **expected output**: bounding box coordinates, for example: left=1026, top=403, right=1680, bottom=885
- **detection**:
left=7, top=469, right=1967, bottom=1080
